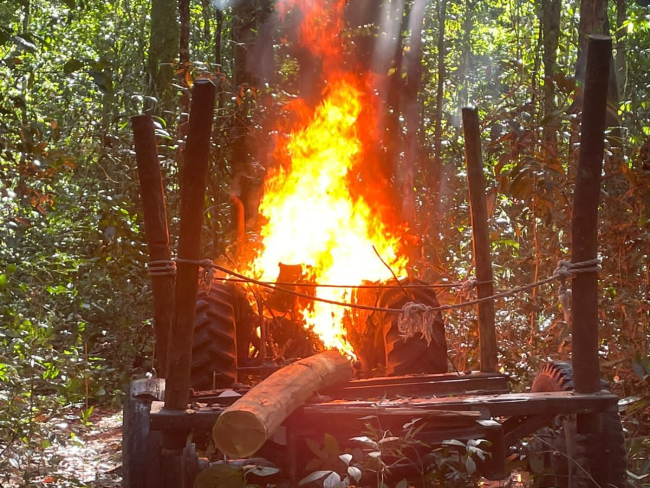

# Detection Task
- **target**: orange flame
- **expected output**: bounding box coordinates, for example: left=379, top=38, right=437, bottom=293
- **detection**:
left=245, top=0, right=407, bottom=357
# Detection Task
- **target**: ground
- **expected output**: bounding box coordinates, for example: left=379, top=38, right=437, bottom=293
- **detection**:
left=2, top=407, right=123, bottom=488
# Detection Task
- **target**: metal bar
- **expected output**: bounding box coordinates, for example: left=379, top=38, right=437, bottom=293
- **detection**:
left=462, top=107, right=497, bottom=372
left=164, top=79, right=217, bottom=411
left=571, top=36, right=612, bottom=394
left=132, top=115, right=174, bottom=377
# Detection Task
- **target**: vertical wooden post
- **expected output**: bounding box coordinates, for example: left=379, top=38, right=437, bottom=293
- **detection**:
left=571, top=36, right=611, bottom=394
left=462, top=107, right=497, bottom=373
left=132, top=115, right=174, bottom=377
left=164, top=79, right=217, bottom=411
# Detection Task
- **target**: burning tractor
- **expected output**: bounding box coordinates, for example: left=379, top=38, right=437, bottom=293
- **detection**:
left=123, top=34, right=626, bottom=488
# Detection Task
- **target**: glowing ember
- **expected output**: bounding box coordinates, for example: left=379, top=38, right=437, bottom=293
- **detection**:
left=245, top=0, right=408, bottom=357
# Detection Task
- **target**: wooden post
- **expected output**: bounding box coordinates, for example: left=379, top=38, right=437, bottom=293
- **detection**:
left=132, top=115, right=174, bottom=377
left=571, top=36, right=611, bottom=394
left=164, top=79, right=217, bottom=411
left=462, top=107, right=497, bottom=373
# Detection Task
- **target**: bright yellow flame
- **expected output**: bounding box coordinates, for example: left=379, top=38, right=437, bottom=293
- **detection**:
left=248, top=77, right=407, bottom=357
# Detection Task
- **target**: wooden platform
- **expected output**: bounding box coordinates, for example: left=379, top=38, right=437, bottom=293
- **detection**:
left=149, top=389, right=619, bottom=431
left=302, top=390, right=619, bottom=419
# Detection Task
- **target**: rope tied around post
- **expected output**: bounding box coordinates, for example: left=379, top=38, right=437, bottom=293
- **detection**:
left=147, top=259, right=177, bottom=277
left=553, top=258, right=601, bottom=280
left=552, top=258, right=601, bottom=325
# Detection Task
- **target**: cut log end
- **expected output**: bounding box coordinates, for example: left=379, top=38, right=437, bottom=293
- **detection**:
left=213, top=410, right=267, bottom=458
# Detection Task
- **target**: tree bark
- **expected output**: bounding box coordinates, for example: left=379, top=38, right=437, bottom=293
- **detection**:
left=146, top=0, right=179, bottom=114
left=164, top=80, right=217, bottom=411
left=230, top=0, right=257, bottom=227
left=385, top=1, right=407, bottom=206
left=575, top=0, right=608, bottom=87
left=571, top=36, right=611, bottom=394
left=200, top=0, right=211, bottom=44
left=132, top=115, right=174, bottom=377
left=401, top=0, right=427, bottom=227
left=457, top=0, right=475, bottom=120
left=178, top=0, right=191, bottom=125
left=462, top=108, right=497, bottom=373
left=431, top=0, right=447, bottom=204
left=541, top=0, right=561, bottom=158
left=614, top=0, right=627, bottom=100
left=213, top=351, right=353, bottom=458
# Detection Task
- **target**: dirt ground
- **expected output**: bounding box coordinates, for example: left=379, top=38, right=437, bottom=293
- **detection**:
left=2, top=407, right=123, bottom=488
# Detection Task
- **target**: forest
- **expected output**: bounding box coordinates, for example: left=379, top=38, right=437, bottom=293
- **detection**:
left=1, top=0, right=650, bottom=486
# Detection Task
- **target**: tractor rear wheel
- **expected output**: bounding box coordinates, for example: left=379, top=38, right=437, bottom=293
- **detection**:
left=380, top=278, right=448, bottom=375
left=191, top=283, right=256, bottom=390
left=191, top=284, right=238, bottom=390
left=529, top=361, right=627, bottom=488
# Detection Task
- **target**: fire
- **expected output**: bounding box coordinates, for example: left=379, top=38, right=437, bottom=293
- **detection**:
left=244, top=0, right=408, bottom=358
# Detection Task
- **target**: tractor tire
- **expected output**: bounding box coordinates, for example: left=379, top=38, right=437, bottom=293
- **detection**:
left=529, top=361, right=627, bottom=488
left=191, top=284, right=238, bottom=390
left=381, top=278, right=448, bottom=375
left=122, top=378, right=165, bottom=488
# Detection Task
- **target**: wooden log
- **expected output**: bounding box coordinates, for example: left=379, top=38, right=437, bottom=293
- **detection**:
left=571, top=36, right=611, bottom=395
left=132, top=115, right=174, bottom=377
left=212, top=350, right=353, bottom=458
left=462, top=107, right=497, bottom=372
left=164, top=79, right=217, bottom=411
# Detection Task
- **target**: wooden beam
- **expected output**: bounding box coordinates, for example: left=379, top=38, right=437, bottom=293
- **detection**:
left=164, top=79, right=217, bottom=411
left=571, top=36, right=611, bottom=394
left=302, top=390, right=619, bottom=418
left=462, top=107, right=497, bottom=372
left=323, top=374, right=509, bottom=400
left=132, top=115, right=174, bottom=377
left=150, top=390, right=619, bottom=432
left=212, top=351, right=353, bottom=458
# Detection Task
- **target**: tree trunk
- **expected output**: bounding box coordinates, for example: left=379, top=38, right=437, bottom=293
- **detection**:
left=575, top=0, right=608, bottom=86
left=431, top=0, right=447, bottom=203
left=231, top=0, right=257, bottom=227
left=212, top=351, right=353, bottom=458
left=401, top=0, right=427, bottom=227
left=146, top=0, right=179, bottom=114
left=614, top=0, right=627, bottom=100
left=575, top=0, right=619, bottom=120
left=251, top=0, right=276, bottom=86
left=210, top=8, right=225, bottom=259
left=541, top=0, right=561, bottom=158
left=200, top=0, right=211, bottom=44
left=385, top=1, right=407, bottom=208
left=457, top=0, right=475, bottom=122
left=178, top=0, right=191, bottom=125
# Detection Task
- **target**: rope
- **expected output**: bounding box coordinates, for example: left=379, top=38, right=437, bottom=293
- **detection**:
left=148, top=258, right=487, bottom=289
left=146, top=257, right=600, bottom=317
left=220, top=278, right=475, bottom=289
left=552, top=259, right=599, bottom=326
left=398, top=302, right=437, bottom=345
left=147, top=259, right=177, bottom=277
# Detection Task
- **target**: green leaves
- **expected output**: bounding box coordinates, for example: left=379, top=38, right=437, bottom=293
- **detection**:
left=195, top=464, right=246, bottom=488
left=11, top=35, right=37, bottom=52
left=63, top=58, right=84, bottom=75
left=88, top=69, right=113, bottom=94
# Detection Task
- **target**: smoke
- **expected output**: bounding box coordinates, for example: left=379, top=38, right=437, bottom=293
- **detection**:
left=211, top=0, right=232, bottom=11
left=372, top=0, right=405, bottom=75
